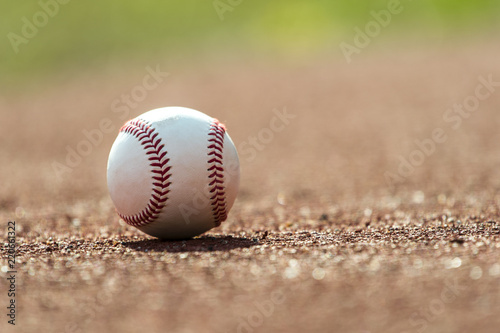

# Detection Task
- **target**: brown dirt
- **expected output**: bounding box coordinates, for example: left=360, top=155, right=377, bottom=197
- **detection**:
left=2, top=41, right=500, bottom=333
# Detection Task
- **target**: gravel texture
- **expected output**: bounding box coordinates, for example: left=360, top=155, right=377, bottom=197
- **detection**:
left=1, top=41, right=500, bottom=333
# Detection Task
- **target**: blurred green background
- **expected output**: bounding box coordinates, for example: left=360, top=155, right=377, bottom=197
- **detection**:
left=1, top=0, right=499, bottom=86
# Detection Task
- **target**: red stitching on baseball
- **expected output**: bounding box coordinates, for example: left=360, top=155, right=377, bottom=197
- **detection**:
left=207, top=119, right=227, bottom=227
left=118, top=119, right=171, bottom=227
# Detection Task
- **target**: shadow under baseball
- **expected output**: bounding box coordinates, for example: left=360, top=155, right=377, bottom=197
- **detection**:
left=122, top=235, right=259, bottom=253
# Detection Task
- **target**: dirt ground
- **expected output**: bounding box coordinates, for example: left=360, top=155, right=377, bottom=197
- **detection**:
left=1, top=40, right=500, bottom=333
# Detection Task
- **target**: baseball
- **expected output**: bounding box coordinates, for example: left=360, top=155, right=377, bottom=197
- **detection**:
left=107, top=107, right=240, bottom=240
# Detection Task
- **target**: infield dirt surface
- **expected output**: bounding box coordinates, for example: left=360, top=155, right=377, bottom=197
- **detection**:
left=1, top=41, right=500, bottom=333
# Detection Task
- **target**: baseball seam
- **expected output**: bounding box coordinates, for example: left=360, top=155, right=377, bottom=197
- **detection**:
left=118, top=119, right=172, bottom=227
left=207, top=119, right=228, bottom=227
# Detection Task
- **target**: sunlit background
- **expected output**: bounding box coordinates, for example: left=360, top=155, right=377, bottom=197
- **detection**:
left=1, top=0, right=499, bottom=86
left=2, top=3, right=500, bottom=332
left=1, top=0, right=500, bottom=206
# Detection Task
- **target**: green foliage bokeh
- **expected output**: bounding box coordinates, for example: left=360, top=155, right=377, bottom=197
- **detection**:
left=0, top=0, right=498, bottom=82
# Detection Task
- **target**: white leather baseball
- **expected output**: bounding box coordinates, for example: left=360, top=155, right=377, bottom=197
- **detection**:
left=107, top=107, right=240, bottom=240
